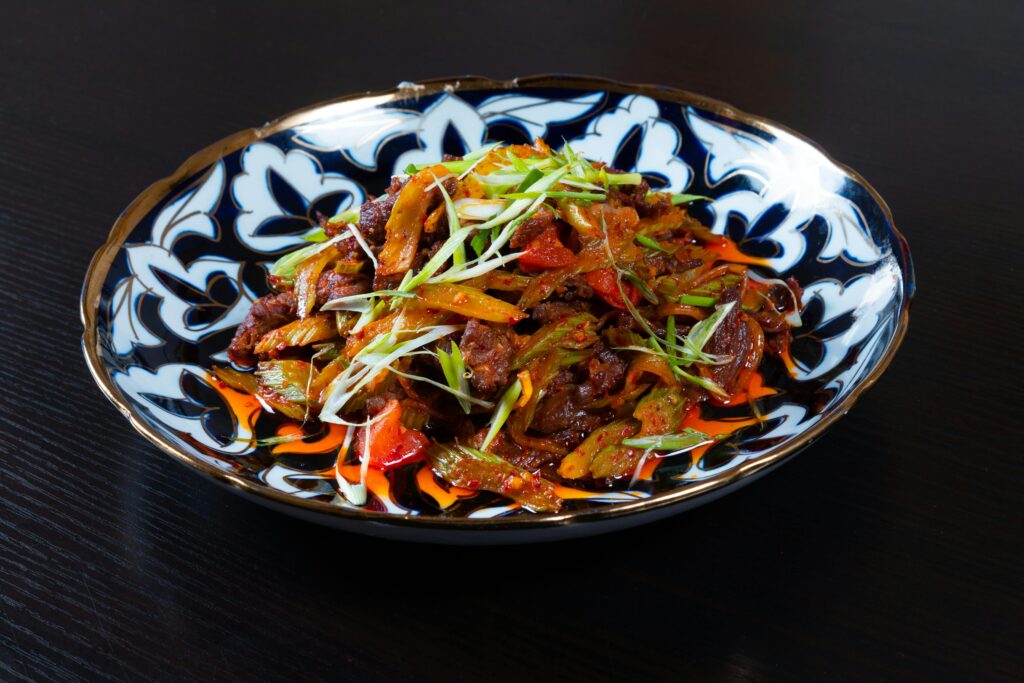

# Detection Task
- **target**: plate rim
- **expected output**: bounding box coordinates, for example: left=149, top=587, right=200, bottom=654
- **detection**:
left=80, top=73, right=914, bottom=532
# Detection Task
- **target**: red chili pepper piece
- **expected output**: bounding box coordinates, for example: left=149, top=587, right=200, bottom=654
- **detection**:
left=356, top=399, right=429, bottom=470
left=518, top=226, right=576, bottom=272
left=584, top=268, right=642, bottom=309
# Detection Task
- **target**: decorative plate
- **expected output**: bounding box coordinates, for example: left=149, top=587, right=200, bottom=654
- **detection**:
left=81, top=75, right=914, bottom=543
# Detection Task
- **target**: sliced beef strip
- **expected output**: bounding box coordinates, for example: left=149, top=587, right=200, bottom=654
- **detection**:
left=702, top=287, right=752, bottom=395
left=411, top=240, right=444, bottom=272
left=530, top=300, right=592, bottom=324
left=531, top=384, right=604, bottom=450
left=468, top=429, right=560, bottom=471
left=460, top=320, right=514, bottom=396
left=227, top=291, right=298, bottom=365
left=315, top=271, right=370, bottom=306
left=553, top=274, right=594, bottom=302
left=575, top=343, right=627, bottom=402
left=510, top=208, right=559, bottom=248
left=359, top=176, right=409, bottom=244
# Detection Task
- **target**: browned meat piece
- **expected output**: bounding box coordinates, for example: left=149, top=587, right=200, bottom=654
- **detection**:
left=227, top=292, right=297, bottom=365
left=528, top=344, right=625, bottom=447
left=576, top=343, right=627, bottom=401
left=645, top=250, right=704, bottom=276
left=315, top=271, right=370, bottom=306
left=468, top=429, right=559, bottom=470
left=703, top=287, right=752, bottom=395
left=510, top=208, right=559, bottom=248
left=364, top=384, right=407, bottom=415
left=608, top=179, right=665, bottom=218
left=359, top=177, right=409, bottom=244
left=320, top=213, right=349, bottom=238
left=532, top=383, right=603, bottom=449
left=460, top=320, right=514, bottom=395
left=530, top=300, right=591, bottom=324
left=411, top=241, right=444, bottom=272
left=752, top=308, right=789, bottom=334
left=553, top=274, right=594, bottom=302
left=609, top=179, right=648, bottom=205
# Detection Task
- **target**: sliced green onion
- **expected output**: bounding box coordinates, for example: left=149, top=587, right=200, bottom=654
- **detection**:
left=454, top=198, right=506, bottom=222
left=448, top=443, right=504, bottom=464
left=481, top=379, right=522, bottom=451
left=320, top=290, right=414, bottom=312
left=623, top=270, right=659, bottom=304
left=679, top=294, right=717, bottom=307
left=463, top=142, right=500, bottom=162
left=672, top=365, right=728, bottom=398
left=668, top=193, right=712, bottom=205
left=301, top=228, right=328, bottom=243
left=635, top=235, right=673, bottom=253
left=328, top=208, right=360, bottom=224
left=350, top=298, right=386, bottom=333
left=404, top=144, right=501, bottom=175
left=516, top=168, right=544, bottom=192
left=320, top=324, right=462, bottom=423
left=269, top=234, right=344, bottom=278
left=470, top=230, right=490, bottom=258
left=622, top=428, right=712, bottom=451
left=245, top=431, right=323, bottom=447
left=427, top=250, right=525, bottom=284
left=666, top=315, right=676, bottom=348
left=681, top=301, right=735, bottom=361
left=437, top=342, right=474, bottom=413
left=501, top=191, right=606, bottom=201
left=473, top=165, right=567, bottom=235
left=386, top=363, right=492, bottom=410
left=561, top=176, right=606, bottom=192
left=604, top=172, right=643, bottom=186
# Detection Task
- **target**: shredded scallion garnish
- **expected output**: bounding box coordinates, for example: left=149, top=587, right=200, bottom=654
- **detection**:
left=622, top=428, right=713, bottom=451
left=437, top=342, right=475, bottom=413
left=481, top=379, right=522, bottom=451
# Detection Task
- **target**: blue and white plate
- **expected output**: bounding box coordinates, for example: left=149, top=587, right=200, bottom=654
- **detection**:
left=81, top=76, right=914, bottom=543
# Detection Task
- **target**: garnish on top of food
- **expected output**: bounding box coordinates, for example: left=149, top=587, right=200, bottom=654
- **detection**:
left=216, top=140, right=804, bottom=513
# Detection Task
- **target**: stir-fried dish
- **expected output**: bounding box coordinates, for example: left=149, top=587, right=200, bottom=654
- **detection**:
left=217, top=140, right=804, bottom=513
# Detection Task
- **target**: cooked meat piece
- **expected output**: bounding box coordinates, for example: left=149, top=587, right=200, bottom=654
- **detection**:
left=315, top=271, right=370, bottom=306
left=510, top=208, right=559, bottom=248
left=227, top=292, right=297, bottom=365
left=532, top=384, right=603, bottom=447
left=608, top=178, right=675, bottom=218
left=553, top=274, right=594, bottom=302
left=468, top=429, right=559, bottom=470
left=460, top=320, right=514, bottom=395
left=320, top=213, right=348, bottom=238
left=645, top=250, right=704, bottom=276
left=359, top=177, right=408, bottom=244
left=411, top=241, right=443, bottom=271
left=576, top=343, right=627, bottom=401
left=609, top=179, right=648, bottom=206
left=364, top=384, right=407, bottom=415
left=702, top=287, right=752, bottom=395
left=531, top=300, right=591, bottom=324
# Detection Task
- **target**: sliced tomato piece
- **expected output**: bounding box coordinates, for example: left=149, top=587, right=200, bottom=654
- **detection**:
left=518, top=226, right=576, bottom=272
left=584, top=268, right=642, bottom=309
left=356, top=399, right=429, bottom=470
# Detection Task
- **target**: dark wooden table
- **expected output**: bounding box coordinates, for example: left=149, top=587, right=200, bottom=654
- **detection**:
left=2, top=1, right=1021, bottom=680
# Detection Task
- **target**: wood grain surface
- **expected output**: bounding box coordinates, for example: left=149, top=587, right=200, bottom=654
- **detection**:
left=1, top=1, right=1021, bottom=681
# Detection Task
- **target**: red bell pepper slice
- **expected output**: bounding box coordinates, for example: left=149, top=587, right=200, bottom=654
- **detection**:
left=356, top=399, right=429, bottom=470
left=518, top=226, right=576, bottom=272
left=584, top=268, right=642, bottom=309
